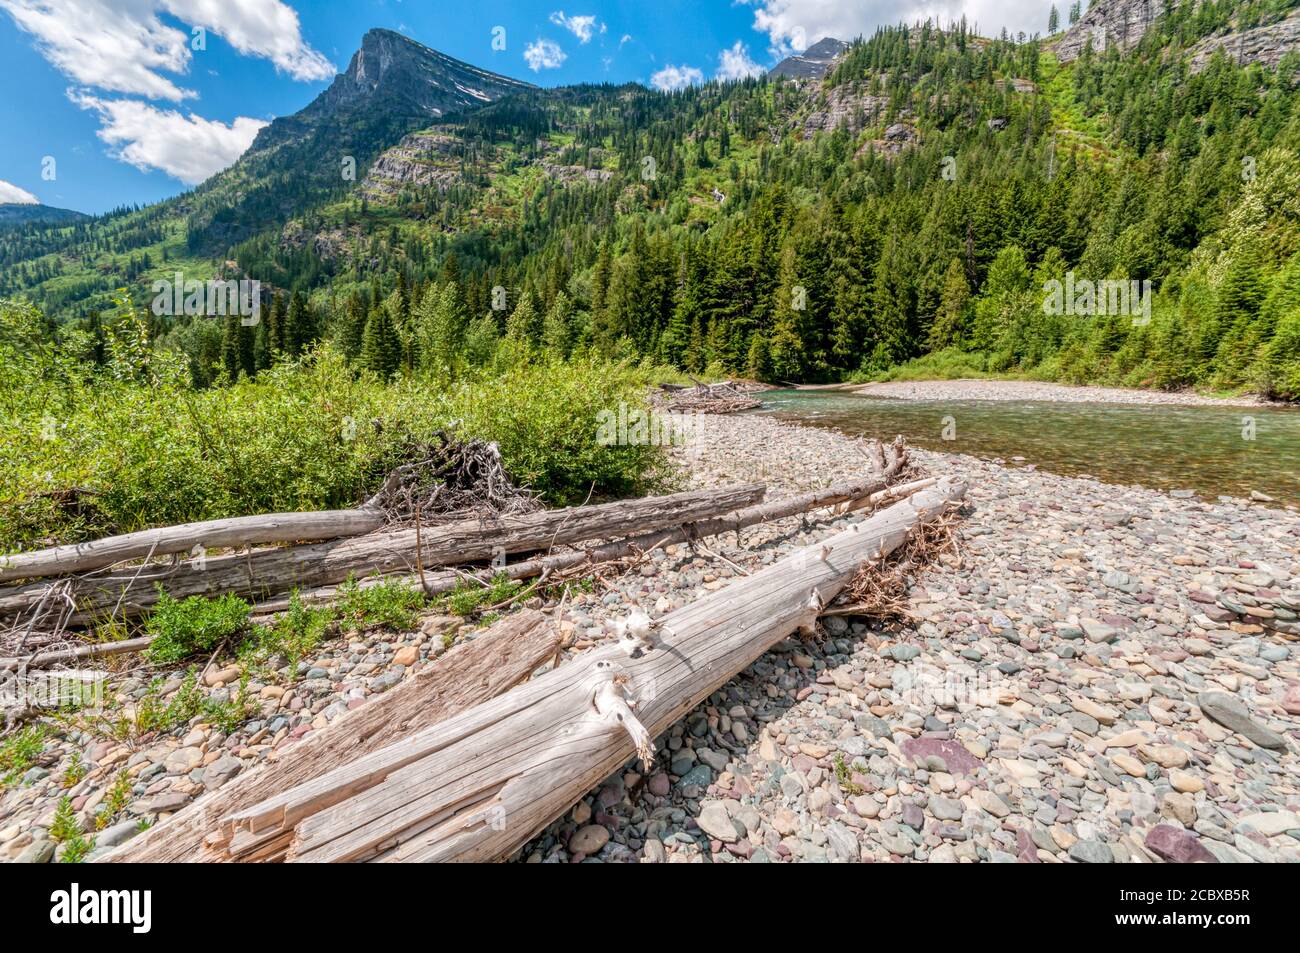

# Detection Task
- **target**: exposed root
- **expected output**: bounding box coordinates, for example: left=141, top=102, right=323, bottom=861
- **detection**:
left=365, top=431, right=541, bottom=525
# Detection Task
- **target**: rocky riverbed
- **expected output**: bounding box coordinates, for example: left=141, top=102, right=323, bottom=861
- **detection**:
left=516, top=414, right=1300, bottom=863
left=854, top=378, right=1271, bottom=407
left=1, top=415, right=1296, bottom=863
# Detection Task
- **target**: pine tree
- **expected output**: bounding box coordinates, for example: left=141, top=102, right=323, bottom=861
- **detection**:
left=928, top=258, right=971, bottom=350
left=267, top=291, right=286, bottom=357
left=415, top=281, right=467, bottom=373
left=1048, top=5, right=1060, bottom=33
left=220, top=312, right=242, bottom=382
left=543, top=290, right=573, bottom=357
left=464, top=313, right=500, bottom=366
left=340, top=293, right=366, bottom=361
left=360, top=303, right=401, bottom=378
left=506, top=290, right=540, bottom=345
left=284, top=290, right=315, bottom=357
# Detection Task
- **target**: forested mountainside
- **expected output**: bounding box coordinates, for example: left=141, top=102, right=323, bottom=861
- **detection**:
left=4, top=1, right=1300, bottom=398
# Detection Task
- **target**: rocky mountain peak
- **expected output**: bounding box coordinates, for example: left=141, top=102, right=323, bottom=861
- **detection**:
left=306, top=28, right=533, bottom=121
left=769, top=37, right=848, bottom=80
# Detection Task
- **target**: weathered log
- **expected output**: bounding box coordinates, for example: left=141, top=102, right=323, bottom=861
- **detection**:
left=250, top=445, right=914, bottom=616
left=104, top=610, right=561, bottom=863
left=219, top=477, right=965, bottom=862
left=0, top=509, right=386, bottom=584
left=0, top=637, right=152, bottom=672
left=0, top=484, right=765, bottom=626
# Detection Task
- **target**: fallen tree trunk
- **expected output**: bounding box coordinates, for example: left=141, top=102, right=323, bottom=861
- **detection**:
left=105, top=610, right=561, bottom=863
left=0, top=509, right=386, bottom=585
left=0, top=637, right=152, bottom=672
left=218, top=476, right=965, bottom=863
left=0, top=484, right=765, bottom=626
left=249, top=450, right=917, bottom=616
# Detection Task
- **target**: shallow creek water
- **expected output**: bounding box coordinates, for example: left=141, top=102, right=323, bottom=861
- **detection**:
left=757, top=388, right=1300, bottom=507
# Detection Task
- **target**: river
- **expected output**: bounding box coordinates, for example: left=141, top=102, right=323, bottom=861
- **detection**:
left=756, top=389, right=1300, bottom=507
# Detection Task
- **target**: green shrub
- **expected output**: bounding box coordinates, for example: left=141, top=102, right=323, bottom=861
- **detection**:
left=336, top=576, right=426, bottom=632
left=240, top=591, right=335, bottom=681
left=0, top=331, right=670, bottom=552
left=444, top=573, right=521, bottom=617
left=49, top=795, right=82, bottom=843
left=0, top=724, right=47, bottom=788
left=95, top=771, right=133, bottom=831
left=145, top=592, right=251, bottom=664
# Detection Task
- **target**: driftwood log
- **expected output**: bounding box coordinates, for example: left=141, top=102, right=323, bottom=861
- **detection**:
left=216, top=476, right=965, bottom=862
left=250, top=442, right=917, bottom=616
left=105, top=610, right=561, bottom=863
left=0, top=485, right=765, bottom=626
left=0, top=510, right=386, bottom=585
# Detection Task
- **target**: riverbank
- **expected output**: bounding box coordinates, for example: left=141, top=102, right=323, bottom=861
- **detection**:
left=1, top=416, right=1296, bottom=863
left=854, top=378, right=1273, bottom=407
left=518, top=414, right=1300, bottom=862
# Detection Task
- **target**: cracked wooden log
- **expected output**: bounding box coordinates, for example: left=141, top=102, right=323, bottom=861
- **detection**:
left=104, top=609, right=561, bottom=863
left=0, top=484, right=765, bottom=626
left=249, top=442, right=916, bottom=616
left=218, top=476, right=965, bottom=863
left=0, top=509, right=386, bottom=584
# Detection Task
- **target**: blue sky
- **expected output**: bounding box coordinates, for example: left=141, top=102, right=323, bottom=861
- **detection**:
left=0, top=0, right=1049, bottom=215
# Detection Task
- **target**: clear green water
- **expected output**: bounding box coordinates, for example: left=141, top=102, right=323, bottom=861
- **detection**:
left=758, top=389, right=1300, bottom=507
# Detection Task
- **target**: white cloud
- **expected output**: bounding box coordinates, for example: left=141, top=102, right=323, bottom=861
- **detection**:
left=165, top=0, right=334, bottom=81
left=650, top=64, right=704, bottom=92
left=523, top=37, right=567, bottom=71
left=0, top=0, right=333, bottom=101
left=548, top=11, right=603, bottom=43
left=745, top=0, right=1047, bottom=55
left=0, top=180, right=40, bottom=204
left=717, top=41, right=764, bottom=81
left=71, top=92, right=267, bottom=184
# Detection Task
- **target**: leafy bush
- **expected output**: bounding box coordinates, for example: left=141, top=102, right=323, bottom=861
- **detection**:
left=0, top=724, right=46, bottom=788
left=240, top=591, right=334, bottom=681
left=144, top=592, right=251, bottom=664
left=0, top=318, right=669, bottom=552
left=444, top=573, right=521, bottom=617
left=336, top=576, right=426, bottom=633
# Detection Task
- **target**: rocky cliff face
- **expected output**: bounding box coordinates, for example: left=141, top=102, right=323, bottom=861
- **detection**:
left=1051, top=0, right=1172, bottom=61
left=361, top=132, right=466, bottom=197
left=1188, top=7, right=1300, bottom=71
left=1051, top=0, right=1300, bottom=71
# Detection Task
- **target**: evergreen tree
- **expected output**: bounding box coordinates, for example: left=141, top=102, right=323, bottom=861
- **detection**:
left=543, top=290, right=573, bottom=357
left=340, top=293, right=366, bottom=361
left=360, top=303, right=401, bottom=378
left=928, top=259, right=972, bottom=350
left=464, top=313, right=500, bottom=366
left=1048, top=5, right=1060, bottom=33
left=506, top=289, right=540, bottom=345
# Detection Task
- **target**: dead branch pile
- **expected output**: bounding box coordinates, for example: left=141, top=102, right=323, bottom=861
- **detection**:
left=825, top=508, right=963, bottom=625
left=364, top=432, right=540, bottom=524
left=664, top=379, right=762, bottom=414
